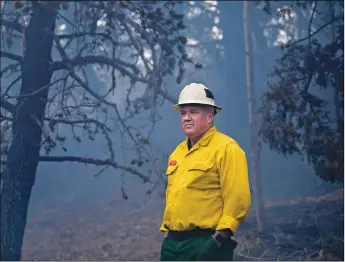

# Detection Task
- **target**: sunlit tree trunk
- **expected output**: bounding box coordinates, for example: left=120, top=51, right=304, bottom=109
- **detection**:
left=0, top=3, right=57, bottom=260
left=243, top=1, right=265, bottom=232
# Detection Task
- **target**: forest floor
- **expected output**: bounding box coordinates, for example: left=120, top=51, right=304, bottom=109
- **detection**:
left=22, top=189, right=344, bottom=261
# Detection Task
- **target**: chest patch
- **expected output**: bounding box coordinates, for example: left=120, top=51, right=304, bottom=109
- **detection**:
left=169, top=160, right=177, bottom=166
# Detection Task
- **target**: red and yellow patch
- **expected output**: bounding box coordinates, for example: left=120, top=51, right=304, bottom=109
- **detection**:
left=169, top=160, right=177, bottom=166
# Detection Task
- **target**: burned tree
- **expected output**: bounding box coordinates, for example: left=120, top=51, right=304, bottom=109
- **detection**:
left=258, top=1, right=344, bottom=182
left=0, top=1, right=197, bottom=260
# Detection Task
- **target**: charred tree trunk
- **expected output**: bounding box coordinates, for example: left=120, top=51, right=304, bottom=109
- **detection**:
left=243, top=1, right=266, bottom=232
left=0, top=3, right=56, bottom=260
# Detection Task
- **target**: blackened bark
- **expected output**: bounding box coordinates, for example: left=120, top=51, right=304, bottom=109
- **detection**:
left=1, top=3, right=56, bottom=260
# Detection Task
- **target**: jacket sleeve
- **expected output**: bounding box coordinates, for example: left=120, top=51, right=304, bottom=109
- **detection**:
left=216, top=141, right=251, bottom=233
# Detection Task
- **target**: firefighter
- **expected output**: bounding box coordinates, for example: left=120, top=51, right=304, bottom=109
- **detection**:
left=159, top=83, right=251, bottom=261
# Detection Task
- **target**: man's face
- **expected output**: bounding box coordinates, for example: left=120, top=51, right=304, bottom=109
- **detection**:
left=180, top=104, right=214, bottom=138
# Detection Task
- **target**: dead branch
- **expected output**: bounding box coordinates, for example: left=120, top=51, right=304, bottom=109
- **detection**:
left=1, top=75, right=22, bottom=98
left=0, top=18, right=22, bottom=33
left=53, top=37, right=149, bottom=153
left=120, top=21, right=151, bottom=73
left=0, top=63, right=21, bottom=78
left=0, top=97, right=15, bottom=113
left=56, top=32, right=125, bottom=48
left=45, top=118, right=110, bottom=131
left=287, top=15, right=342, bottom=47
left=5, top=76, right=67, bottom=100
left=0, top=99, right=111, bottom=132
left=38, top=155, right=151, bottom=183
left=52, top=55, right=144, bottom=81
left=1, top=51, right=23, bottom=63
left=44, top=38, right=156, bottom=181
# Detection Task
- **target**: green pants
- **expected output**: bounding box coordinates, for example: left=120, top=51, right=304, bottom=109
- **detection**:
left=160, top=231, right=237, bottom=261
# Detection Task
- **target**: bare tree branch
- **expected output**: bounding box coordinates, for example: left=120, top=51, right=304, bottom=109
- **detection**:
left=156, top=87, right=177, bottom=104
left=6, top=76, right=66, bottom=100
left=52, top=55, right=143, bottom=80
left=54, top=37, right=148, bottom=156
left=0, top=18, right=22, bottom=33
left=45, top=118, right=110, bottom=130
left=56, top=32, right=124, bottom=47
left=1, top=51, right=23, bottom=63
left=120, top=21, right=151, bottom=73
left=38, top=155, right=151, bottom=183
left=1, top=111, right=112, bottom=136
left=1, top=75, right=22, bottom=98
left=0, top=97, right=15, bottom=113
left=0, top=63, right=21, bottom=78
left=287, top=15, right=342, bottom=47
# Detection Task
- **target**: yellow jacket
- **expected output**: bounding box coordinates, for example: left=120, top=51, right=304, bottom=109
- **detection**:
left=160, top=126, right=251, bottom=234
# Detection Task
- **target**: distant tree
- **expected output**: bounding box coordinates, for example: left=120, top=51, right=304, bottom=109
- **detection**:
left=0, top=126, right=8, bottom=181
left=243, top=1, right=266, bottom=232
left=257, top=1, right=344, bottom=182
left=0, top=1, right=204, bottom=260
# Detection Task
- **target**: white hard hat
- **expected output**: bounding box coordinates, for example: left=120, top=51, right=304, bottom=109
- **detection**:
left=172, top=83, right=222, bottom=113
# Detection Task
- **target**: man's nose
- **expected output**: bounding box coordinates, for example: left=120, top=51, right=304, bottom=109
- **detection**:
left=183, top=112, right=192, bottom=120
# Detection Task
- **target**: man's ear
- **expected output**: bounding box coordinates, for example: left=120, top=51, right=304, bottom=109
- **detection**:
left=208, top=112, right=214, bottom=124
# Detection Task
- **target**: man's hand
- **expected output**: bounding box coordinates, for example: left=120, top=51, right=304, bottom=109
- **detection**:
left=212, top=229, right=233, bottom=247
left=217, top=229, right=232, bottom=238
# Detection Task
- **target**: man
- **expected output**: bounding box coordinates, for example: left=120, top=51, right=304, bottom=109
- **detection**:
left=159, top=83, right=251, bottom=261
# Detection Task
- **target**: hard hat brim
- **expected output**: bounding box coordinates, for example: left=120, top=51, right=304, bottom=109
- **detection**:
left=172, top=102, right=222, bottom=113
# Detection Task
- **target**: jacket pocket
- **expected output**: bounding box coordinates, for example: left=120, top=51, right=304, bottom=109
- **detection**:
left=188, top=161, right=214, bottom=172
left=166, top=164, right=179, bottom=175
left=187, top=161, right=217, bottom=190
left=165, top=164, right=179, bottom=186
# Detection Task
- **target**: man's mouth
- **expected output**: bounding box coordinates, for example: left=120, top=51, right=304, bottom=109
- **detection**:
left=184, top=124, right=193, bottom=128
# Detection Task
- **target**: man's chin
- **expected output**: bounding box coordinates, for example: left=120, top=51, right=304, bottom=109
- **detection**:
left=183, top=127, right=196, bottom=136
